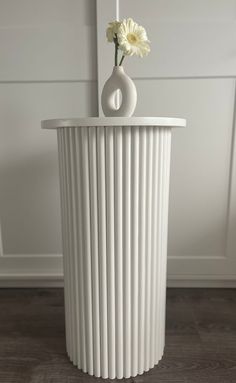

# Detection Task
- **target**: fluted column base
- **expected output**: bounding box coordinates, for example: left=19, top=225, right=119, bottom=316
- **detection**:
left=57, top=124, right=172, bottom=379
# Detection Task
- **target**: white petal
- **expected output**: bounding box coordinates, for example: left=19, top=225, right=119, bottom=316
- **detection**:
left=117, top=17, right=151, bottom=57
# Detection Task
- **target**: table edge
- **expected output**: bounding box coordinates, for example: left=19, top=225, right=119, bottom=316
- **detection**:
left=41, top=117, right=186, bottom=129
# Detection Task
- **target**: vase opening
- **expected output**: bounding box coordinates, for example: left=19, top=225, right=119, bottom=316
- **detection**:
left=115, top=89, right=122, bottom=110
left=107, top=88, right=122, bottom=111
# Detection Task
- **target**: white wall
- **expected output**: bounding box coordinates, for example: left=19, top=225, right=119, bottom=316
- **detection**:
left=1, top=0, right=236, bottom=286
left=97, top=0, right=236, bottom=286
left=0, top=0, right=97, bottom=285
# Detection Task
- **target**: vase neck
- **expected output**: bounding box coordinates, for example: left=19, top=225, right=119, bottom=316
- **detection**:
left=112, top=65, right=124, bottom=74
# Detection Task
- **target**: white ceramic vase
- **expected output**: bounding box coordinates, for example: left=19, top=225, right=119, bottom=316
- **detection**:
left=101, top=66, right=137, bottom=117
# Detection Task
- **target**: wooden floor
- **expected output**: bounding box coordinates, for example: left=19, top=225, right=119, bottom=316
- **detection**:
left=0, top=288, right=236, bottom=383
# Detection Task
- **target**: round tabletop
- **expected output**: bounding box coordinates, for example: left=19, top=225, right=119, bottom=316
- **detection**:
left=41, top=117, right=186, bottom=129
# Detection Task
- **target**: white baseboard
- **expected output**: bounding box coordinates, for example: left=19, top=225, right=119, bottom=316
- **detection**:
left=0, top=254, right=236, bottom=288
left=167, top=278, right=236, bottom=288
left=0, top=254, right=63, bottom=287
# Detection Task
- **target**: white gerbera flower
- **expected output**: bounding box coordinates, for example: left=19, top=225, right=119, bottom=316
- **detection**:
left=117, top=18, right=150, bottom=57
left=106, top=20, right=121, bottom=42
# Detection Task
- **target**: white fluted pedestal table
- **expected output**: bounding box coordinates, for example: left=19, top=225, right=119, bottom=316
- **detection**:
left=42, top=117, right=186, bottom=379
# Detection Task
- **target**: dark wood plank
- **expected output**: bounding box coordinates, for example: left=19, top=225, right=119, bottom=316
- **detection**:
left=0, top=288, right=236, bottom=382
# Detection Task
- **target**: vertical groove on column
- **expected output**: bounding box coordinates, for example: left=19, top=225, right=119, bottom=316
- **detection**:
left=160, top=129, right=172, bottom=355
left=81, top=127, right=94, bottom=375
left=159, top=129, right=167, bottom=357
left=138, top=126, right=147, bottom=374
left=114, top=126, right=123, bottom=379
left=75, top=129, right=87, bottom=373
left=159, top=129, right=167, bottom=358
left=97, top=126, right=108, bottom=379
left=60, top=129, right=72, bottom=359
left=64, top=128, right=77, bottom=363
left=123, top=126, right=131, bottom=378
left=131, top=126, right=139, bottom=377
left=150, top=127, right=159, bottom=368
left=156, top=128, right=165, bottom=361
left=144, top=127, right=153, bottom=371
left=57, top=129, right=70, bottom=357
left=68, top=128, right=81, bottom=368
left=105, top=127, right=116, bottom=379
left=88, top=127, right=101, bottom=378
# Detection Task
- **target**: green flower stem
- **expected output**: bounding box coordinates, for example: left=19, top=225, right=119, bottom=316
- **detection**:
left=119, top=54, right=125, bottom=66
left=114, top=35, right=118, bottom=66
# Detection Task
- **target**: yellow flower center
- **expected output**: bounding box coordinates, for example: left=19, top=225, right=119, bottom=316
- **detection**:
left=127, top=33, right=138, bottom=45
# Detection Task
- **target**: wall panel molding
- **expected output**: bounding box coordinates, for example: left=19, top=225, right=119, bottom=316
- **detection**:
left=225, top=79, right=236, bottom=269
left=96, top=0, right=119, bottom=115
left=0, top=0, right=97, bottom=81
left=119, top=1, right=236, bottom=79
